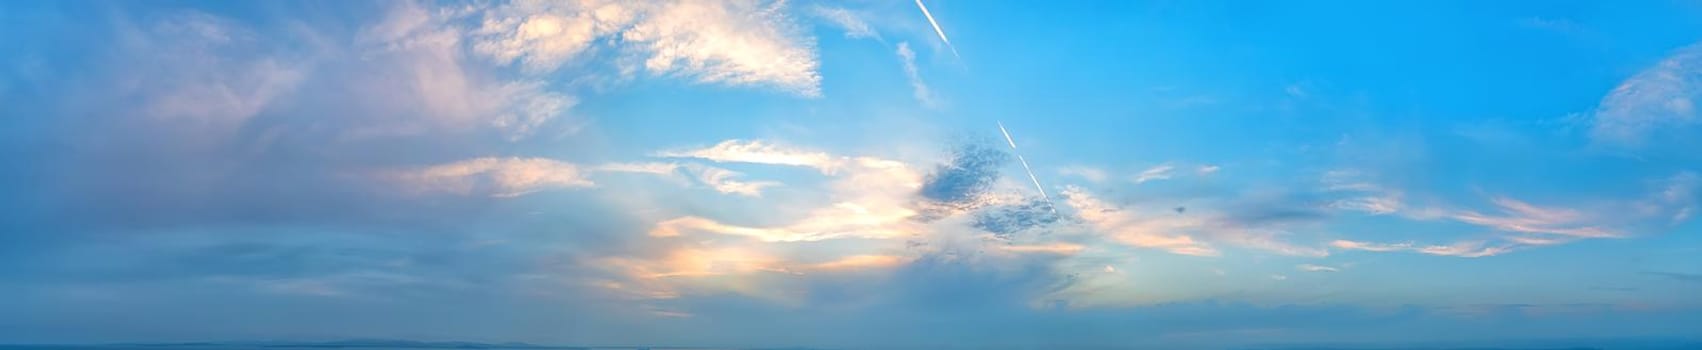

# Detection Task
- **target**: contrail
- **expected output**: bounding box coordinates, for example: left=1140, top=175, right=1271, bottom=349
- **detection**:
left=913, top=0, right=960, bottom=59
left=997, top=121, right=1054, bottom=213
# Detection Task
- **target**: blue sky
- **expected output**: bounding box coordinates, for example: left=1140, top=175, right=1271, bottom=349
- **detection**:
left=3, top=0, right=1702, bottom=348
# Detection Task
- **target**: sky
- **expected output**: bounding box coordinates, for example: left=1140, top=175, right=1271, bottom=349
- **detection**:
left=3, top=0, right=1702, bottom=348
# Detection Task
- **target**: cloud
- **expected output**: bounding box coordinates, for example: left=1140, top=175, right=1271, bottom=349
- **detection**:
left=971, top=198, right=1064, bottom=238
left=997, top=243, right=1085, bottom=255
left=1218, top=230, right=1330, bottom=257
left=917, top=142, right=1010, bottom=211
left=471, top=0, right=822, bottom=96
left=1297, top=264, right=1339, bottom=272
left=623, top=0, right=822, bottom=96
left=468, top=1, right=633, bottom=73
left=896, top=42, right=939, bottom=108
left=595, top=162, right=682, bottom=175
left=1284, top=84, right=1308, bottom=99
left=594, top=161, right=783, bottom=197
left=1321, top=170, right=1405, bottom=215
left=1320, top=170, right=1694, bottom=255
left=809, top=255, right=907, bottom=271
left=400, top=157, right=593, bottom=197
left=1059, top=166, right=1109, bottom=183
left=0, top=3, right=624, bottom=233
left=1590, top=43, right=1702, bottom=146
left=1063, top=186, right=1218, bottom=257
left=648, top=141, right=924, bottom=242
left=1646, top=171, right=1700, bottom=224
left=684, top=164, right=781, bottom=197
left=1197, top=165, right=1221, bottom=175
left=650, top=200, right=916, bottom=242
left=1134, top=164, right=1175, bottom=183
left=812, top=6, right=878, bottom=39
left=1329, top=240, right=1412, bottom=252
left=118, top=11, right=307, bottom=130
left=657, top=139, right=845, bottom=172
left=1415, top=241, right=1514, bottom=258
left=1332, top=239, right=1511, bottom=258
left=1330, top=195, right=1403, bottom=215
left=354, top=1, right=582, bottom=140
left=1450, top=197, right=1620, bottom=238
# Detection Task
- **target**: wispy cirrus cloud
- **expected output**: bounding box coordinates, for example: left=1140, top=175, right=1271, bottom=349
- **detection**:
left=1450, top=197, right=1620, bottom=239
left=1297, top=264, right=1339, bottom=272
left=399, top=157, right=593, bottom=197
left=1332, top=239, right=1512, bottom=258
left=896, top=42, right=939, bottom=108
left=595, top=162, right=682, bottom=176
left=119, top=12, right=306, bottom=131
left=1196, top=165, right=1221, bottom=176
left=1134, top=164, right=1176, bottom=183
left=1590, top=43, right=1702, bottom=146
left=812, top=6, right=879, bottom=40
left=1321, top=170, right=1405, bottom=215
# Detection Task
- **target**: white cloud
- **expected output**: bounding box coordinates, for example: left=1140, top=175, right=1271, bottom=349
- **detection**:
left=999, top=243, right=1086, bottom=255
left=595, top=162, right=682, bottom=175
left=896, top=42, right=939, bottom=108
left=1284, top=84, right=1308, bottom=99
left=685, top=164, right=781, bottom=197
left=401, top=157, right=593, bottom=197
left=1331, top=195, right=1403, bottom=215
left=1134, top=165, right=1175, bottom=183
left=624, top=0, right=821, bottom=96
left=1197, top=165, right=1221, bottom=175
left=1219, top=230, right=1330, bottom=257
left=1297, top=264, right=1339, bottom=272
left=1415, top=241, right=1512, bottom=258
left=1063, top=186, right=1218, bottom=257
left=812, top=6, right=878, bottom=39
left=1450, top=197, right=1620, bottom=238
left=649, top=142, right=923, bottom=242
left=1329, top=240, right=1413, bottom=252
left=469, top=0, right=821, bottom=96
left=471, top=1, right=634, bottom=73
left=1059, top=166, right=1109, bottom=183
left=1321, top=170, right=1405, bottom=215
left=595, top=161, right=782, bottom=197
left=656, top=139, right=846, bottom=173
left=1331, top=239, right=1510, bottom=258
left=1648, top=171, right=1700, bottom=224
left=1591, top=43, right=1701, bottom=145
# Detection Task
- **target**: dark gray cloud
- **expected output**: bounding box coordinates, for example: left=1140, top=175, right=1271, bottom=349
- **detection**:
left=912, top=139, right=1071, bottom=237
left=971, top=198, right=1065, bottom=238
left=918, top=141, right=1010, bottom=208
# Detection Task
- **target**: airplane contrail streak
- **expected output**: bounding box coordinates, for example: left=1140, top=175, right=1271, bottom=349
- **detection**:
left=913, top=0, right=960, bottom=59
left=997, top=121, right=1055, bottom=212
